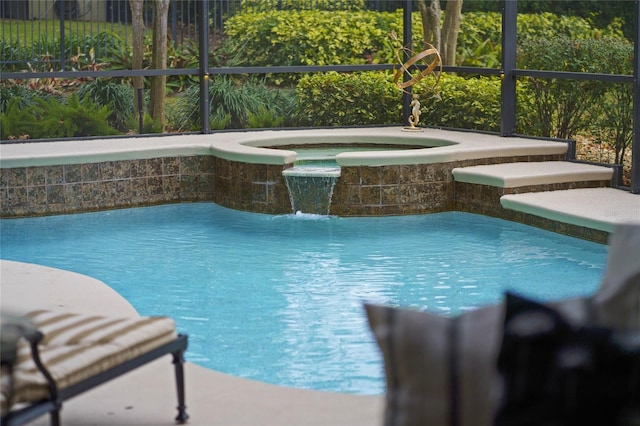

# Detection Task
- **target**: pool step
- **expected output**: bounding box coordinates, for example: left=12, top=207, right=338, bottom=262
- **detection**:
left=500, top=188, right=640, bottom=233
left=452, top=161, right=622, bottom=241
left=452, top=161, right=613, bottom=188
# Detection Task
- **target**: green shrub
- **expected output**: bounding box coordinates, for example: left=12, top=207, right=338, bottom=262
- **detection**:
left=223, top=10, right=400, bottom=69
left=240, top=0, right=365, bottom=11
left=295, top=71, right=401, bottom=126
left=0, top=99, right=39, bottom=140
left=418, top=73, right=501, bottom=132
left=1, top=94, right=119, bottom=140
left=456, top=12, right=625, bottom=68
left=0, top=81, right=63, bottom=114
left=247, top=106, right=285, bottom=128
left=76, top=79, right=135, bottom=131
left=517, top=37, right=617, bottom=139
left=5, top=32, right=124, bottom=72
left=167, top=76, right=297, bottom=131
left=589, top=39, right=634, bottom=165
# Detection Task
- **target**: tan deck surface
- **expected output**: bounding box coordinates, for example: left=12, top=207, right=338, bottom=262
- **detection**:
left=501, top=187, right=640, bottom=233
left=452, top=161, right=613, bottom=188
left=0, top=261, right=383, bottom=426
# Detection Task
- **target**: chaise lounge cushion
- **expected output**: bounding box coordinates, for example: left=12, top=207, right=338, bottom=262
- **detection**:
left=3, top=310, right=178, bottom=409
left=366, top=223, right=640, bottom=426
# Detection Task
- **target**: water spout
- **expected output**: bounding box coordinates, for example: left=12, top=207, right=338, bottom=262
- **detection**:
left=283, top=166, right=341, bottom=215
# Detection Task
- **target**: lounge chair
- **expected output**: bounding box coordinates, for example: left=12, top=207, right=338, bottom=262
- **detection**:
left=1, top=309, right=188, bottom=426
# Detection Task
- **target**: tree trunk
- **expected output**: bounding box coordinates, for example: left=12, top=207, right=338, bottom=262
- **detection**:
left=441, top=0, right=463, bottom=66
left=417, top=0, right=441, bottom=51
left=129, top=0, right=144, bottom=122
left=150, top=0, right=170, bottom=129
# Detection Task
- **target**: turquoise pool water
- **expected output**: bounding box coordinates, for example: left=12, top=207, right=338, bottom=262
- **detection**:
left=0, top=204, right=607, bottom=394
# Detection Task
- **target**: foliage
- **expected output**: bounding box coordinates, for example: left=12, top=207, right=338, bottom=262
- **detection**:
left=140, top=113, right=164, bottom=134
left=0, top=99, right=40, bottom=140
left=588, top=39, right=635, bottom=165
left=209, top=110, right=233, bottom=131
left=418, top=73, right=501, bottom=132
left=1, top=94, right=119, bottom=140
left=456, top=12, right=625, bottom=68
left=76, top=78, right=135, bottom=131
left=295, top=71, right=401, bottom=126
left=1, top=31, right=122, bottom=72
left=240, top=0, right=365, bottom=11
left=0, top=81, right=63, bottom=114
left=167, top=76, right=296, bottom=131
left=517, top=37, right=619, bottom=139
left=463, top=0, right=635, bottom=40
left=223, top=10, right=400, bottom=70
left=221, top=9, right=627, bottom=75
left=247, top=106, right=285, bottom=128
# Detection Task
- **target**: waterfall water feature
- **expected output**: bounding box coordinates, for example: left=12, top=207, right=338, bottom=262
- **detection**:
left=283, top=166, right=341, bottom=215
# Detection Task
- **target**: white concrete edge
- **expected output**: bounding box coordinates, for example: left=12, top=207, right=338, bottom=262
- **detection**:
left=452, top=162, right=614, bottom=188
left=453, top=168, right=613, bottom=188
left=500, top=196, right=615, bottom=233
left=1, top=127, right=568, bottom=168
left=0, top=259, right=140, bottom=317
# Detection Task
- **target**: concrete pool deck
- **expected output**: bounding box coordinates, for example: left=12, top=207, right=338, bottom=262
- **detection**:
left=0, top=260, right=384, bottom=426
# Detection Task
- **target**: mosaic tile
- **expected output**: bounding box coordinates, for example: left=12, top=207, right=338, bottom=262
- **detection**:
left=26, top=167, right=46, bottom=186
left=47, top=185, right=65, bottom=204
left=147, top=158, right=163, bottom=177
left=80, top=163, right=100, bottom=182
left=359, top=167, right=381, bottom=186
left=46, top=166, right=64, bottom=185
left=5, top=169, right=27, bottom=187
left=64, top=183, right=84, bottom=205
left=147, top=177, right=164, bottom=195
left=360, top=186, right=381, bottom=205
left=6, top=186, right=27, bottom=207
left=130, top=160, right=147, bottom=178
left=116, top=161, right=132, bottom=180
left=163, top=157, right=180, bottom=175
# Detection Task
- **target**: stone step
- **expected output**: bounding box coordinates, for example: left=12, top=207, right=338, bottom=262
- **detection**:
left=452, top=161, right=613, bottom=188
left=500, top=188, right=640, bottom=233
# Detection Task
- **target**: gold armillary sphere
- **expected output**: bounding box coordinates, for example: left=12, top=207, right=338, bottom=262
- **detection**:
left=390, top=32, right=442, bottom=130
left=392, top=40, right=442, bottom=95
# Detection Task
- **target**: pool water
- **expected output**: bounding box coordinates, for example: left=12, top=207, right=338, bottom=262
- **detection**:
left=0, top=203, right=607, bottom=395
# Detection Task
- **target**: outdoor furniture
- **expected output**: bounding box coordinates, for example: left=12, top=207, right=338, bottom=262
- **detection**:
left=1, top=310, right=188, bottom=426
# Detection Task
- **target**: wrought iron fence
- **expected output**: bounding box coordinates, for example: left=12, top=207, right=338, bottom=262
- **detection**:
left=0, top=0, right=406, bottom=71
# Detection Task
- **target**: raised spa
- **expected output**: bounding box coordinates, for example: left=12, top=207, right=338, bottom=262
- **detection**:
left=276, top=143, right=431, bottom=214
left=206, top=129, right=566, bottom=217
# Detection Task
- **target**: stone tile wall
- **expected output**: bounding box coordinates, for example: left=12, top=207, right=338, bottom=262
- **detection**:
left=454, top=180, right=610, bottom=243
left=1, top=156, right=215, bottom=217
left=330, top=163, right=454, bottom=216
left=212, top=157, right=291, bottom=214
left=1, top=153, right=566, bottom=218
left=5, top=150, right=591, bottom=238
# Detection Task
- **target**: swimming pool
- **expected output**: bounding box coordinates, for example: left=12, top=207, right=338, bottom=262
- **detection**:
left=0, top=203, right=607, bottom=394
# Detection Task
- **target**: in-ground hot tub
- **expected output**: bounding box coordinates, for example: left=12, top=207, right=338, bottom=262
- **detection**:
left=272, top=142, right=442, bottom=215
left=208, top=128, right=566, bottom=216
left=210, top=132, right=461, bottom=215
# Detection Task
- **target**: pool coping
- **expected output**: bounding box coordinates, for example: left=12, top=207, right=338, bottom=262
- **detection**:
left=0, top=127, right=568, bottom=168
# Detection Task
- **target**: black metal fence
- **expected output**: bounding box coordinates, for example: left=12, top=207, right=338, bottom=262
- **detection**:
left=0, top=0, right=406, bottom=71
left=1, top=0, right=638, bottom=192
